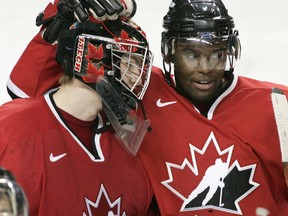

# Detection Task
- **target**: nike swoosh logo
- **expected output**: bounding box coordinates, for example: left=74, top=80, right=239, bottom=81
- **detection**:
left=156, top=99, right=177, bottom=107
left=49, top=153, right=67, bottom=162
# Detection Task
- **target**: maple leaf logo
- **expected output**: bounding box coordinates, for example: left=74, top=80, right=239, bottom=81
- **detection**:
left=86, top=43, right=104, bottom=60
left=114, top=30, right=139, bottom=53
left=83, top=184, right=126, bottom=216
left=82, top=43, right=105, bottom=83
left=82, top=63, right=105, bottom=83
left=161, top=132, right=259, bottom=215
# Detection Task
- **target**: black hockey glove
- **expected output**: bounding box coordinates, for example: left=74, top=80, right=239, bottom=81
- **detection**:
left=36, top=0, right=137, bottom=44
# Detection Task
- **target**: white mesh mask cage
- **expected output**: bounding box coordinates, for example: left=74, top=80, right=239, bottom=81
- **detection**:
left=72, top=34, right=153, bottom=100
left=111, top=41, right=153, bottom=100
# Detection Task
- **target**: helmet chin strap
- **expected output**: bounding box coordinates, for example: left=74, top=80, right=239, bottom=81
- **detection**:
left=163, top=60, right=173, bottom=86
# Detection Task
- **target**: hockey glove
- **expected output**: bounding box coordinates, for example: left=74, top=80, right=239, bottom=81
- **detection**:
left=36, top=0, right=137, bottom=44
left=80, top=0, right=137, bottom=20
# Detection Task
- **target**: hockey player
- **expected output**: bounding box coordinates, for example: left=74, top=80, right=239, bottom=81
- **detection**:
left=138, top=0, right=288, bottom=215
left=6, top=0, right=288, bottom=215
left=0, top=18, right=156, bottom=215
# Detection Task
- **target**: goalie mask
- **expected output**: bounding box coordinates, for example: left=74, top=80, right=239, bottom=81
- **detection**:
left=56, top=20, right=153, bottom=100
left=161, top=0, right=241, bottom=84
left=56, top=20, right=153, bottom=155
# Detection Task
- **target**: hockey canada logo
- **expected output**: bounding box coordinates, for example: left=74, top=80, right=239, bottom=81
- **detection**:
left=83, top=184, right=126, bottom=216
left=162, top=132, right=259, bottom=215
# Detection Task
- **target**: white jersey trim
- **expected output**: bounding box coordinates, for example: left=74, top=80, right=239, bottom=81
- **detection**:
left=6, top=77, right=29, bottom=98
left=44, top=93, right=105, bottom=162
left=207, top=75, right=239, bottom=120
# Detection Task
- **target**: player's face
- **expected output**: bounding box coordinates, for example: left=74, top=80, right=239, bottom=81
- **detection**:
left=173, top=40, right=227, bottom=103
left=118, top=53, right=152, bottom=100
left=120, top=55, right=143, bottom=89
left=111, top=39, right=153, bottom=100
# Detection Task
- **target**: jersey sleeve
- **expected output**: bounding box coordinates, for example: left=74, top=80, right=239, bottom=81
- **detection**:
left=7, top=1, right=62, bottom=99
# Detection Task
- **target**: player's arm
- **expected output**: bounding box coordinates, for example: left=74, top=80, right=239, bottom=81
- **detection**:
left=7, top=32, right=62, bottom=99
left=7, top=0, right=136, bottom=99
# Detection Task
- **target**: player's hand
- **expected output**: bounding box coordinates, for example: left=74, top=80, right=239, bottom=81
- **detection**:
left=80, top=0, right=137, bottom=21
left=36, top=0, right=136, bottom=44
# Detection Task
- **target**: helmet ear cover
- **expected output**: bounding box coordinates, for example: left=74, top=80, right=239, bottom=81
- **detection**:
left=161, top=31, right=173, bottom=64
left=227, top=30, right=241, bottom=61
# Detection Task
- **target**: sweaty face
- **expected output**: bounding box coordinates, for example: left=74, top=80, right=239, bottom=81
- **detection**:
left=173, top=38, right=228, bottom=104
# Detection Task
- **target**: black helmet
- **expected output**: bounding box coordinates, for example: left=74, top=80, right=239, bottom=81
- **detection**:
left=0, top=167, right=29, bottom=215
left=161, top=0, right=240, bottom=83
left=163, top=0, right=234, bottom=36
left=56, top=19, right=153, bottom=100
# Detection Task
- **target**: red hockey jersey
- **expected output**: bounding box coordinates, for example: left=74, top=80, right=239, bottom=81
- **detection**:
left=0, top=93, right=153, bottom=216
left=6, top=32, right=288, bottom=215
left=139, top=67, right=288, bottom=215
left=7, top=1, right=62, bottom=99
left=7, top=32, right=62, bottom=99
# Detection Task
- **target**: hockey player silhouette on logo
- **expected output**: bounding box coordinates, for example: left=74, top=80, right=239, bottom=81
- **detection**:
left=183, top=158, right=228, bottom=207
